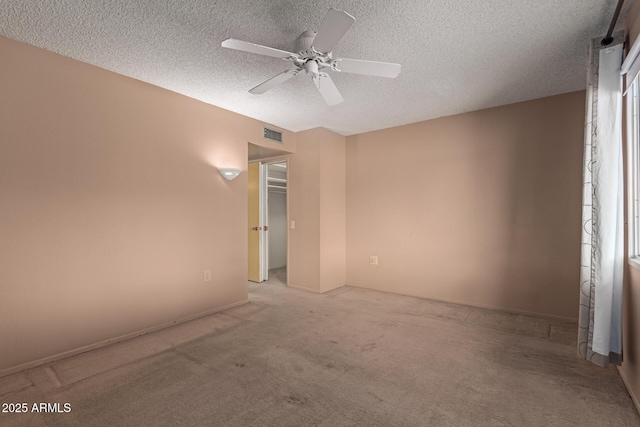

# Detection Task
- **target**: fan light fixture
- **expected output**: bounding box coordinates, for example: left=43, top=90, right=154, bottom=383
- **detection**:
left=218, top=168, right=241, bottom=181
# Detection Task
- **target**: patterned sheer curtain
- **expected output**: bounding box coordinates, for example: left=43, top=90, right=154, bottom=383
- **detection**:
left=578, top=34, right=624, bottom=367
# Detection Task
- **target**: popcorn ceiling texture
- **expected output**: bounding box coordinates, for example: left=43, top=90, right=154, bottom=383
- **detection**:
left=0, top=0, right=618, bottom=135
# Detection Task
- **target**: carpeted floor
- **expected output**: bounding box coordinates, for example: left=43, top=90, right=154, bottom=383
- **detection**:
left=1, top=275, right=638, bottom=426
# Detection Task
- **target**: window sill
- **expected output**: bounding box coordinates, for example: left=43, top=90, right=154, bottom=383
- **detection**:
left=629, top=257, right=640, bottom=271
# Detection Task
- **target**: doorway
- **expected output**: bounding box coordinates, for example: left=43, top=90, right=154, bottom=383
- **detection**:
left=247, top=159, right=288, bottom=286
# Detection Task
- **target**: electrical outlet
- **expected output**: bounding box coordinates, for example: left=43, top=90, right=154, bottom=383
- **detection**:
left=369, top=256, right=378, bottom=265
left=203, top=270, right=212, bottom=282
left=290, top=220, right=296, bottom=230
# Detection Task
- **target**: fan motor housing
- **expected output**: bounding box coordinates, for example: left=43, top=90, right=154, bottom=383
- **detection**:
left=294, top=30, right=316, bottom=53
left=292, top=30, right=333, bottom=71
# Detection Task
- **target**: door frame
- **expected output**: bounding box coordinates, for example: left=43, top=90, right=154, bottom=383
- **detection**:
left=248, top=156, right=289, bottom=285
left=259, top=162, right=269, bottom=281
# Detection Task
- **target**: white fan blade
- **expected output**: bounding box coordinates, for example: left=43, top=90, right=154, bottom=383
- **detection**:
left=313, top=73, right=343, bottom=106
left=312, top=9, right=355, bottom=53
left=221, top=38, right=295, bottom=59
left=249, top=70, right=299, bottom=94
left=334, top=58, right=401, bottom=78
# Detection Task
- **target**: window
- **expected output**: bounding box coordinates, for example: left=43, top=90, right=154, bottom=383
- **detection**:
left=627, top=80, right=640, bottom=262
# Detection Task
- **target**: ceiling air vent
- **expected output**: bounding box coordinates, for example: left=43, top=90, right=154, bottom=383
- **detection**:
left=263, top=127, right=283, bottom=144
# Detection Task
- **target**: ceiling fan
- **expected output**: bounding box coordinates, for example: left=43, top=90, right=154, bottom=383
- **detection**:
left=221, top=8, right=401, bottom=106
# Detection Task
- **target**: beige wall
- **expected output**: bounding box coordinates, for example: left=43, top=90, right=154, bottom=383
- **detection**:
left=289, top=128, right=346, bottom=293
left=624, top=265, right=640, bottom=410
left=0, top=36, right=294, bottom=375
left=288, top=133, right=321, bottom=292
left=319, top=129, right=347, bottom=293
left=346, top=91, right=585, bottom=319
left=622, top=1, right=640, bottom=412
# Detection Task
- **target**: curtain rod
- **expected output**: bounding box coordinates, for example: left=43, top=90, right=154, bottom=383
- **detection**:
left=602, top=0, right=625, bottom=46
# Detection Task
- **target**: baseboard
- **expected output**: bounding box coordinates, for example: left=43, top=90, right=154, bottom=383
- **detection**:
left=618, top=365, right=640, bottom=416
left=321, top=283, right=346, bottom=293
left=0, top=299, right=249, bottom=379
left=287, top=283, right=323, bottom=294
left=344, top=283, right=577, bottom=322
left=288, top=283, right=346, bottom=294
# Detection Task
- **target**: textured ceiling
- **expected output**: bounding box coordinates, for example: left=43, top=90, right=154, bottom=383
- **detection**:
left=0, top=0, right=621, bottom=135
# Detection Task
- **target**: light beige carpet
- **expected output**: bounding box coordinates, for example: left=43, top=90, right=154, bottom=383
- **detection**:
left=1, top=277, right=638, bottom=426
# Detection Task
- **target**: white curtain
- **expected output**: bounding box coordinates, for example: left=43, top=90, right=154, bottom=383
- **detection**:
left=578, top=36, right=624, bottom=367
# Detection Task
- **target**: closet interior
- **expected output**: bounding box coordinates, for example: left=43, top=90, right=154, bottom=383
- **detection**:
left=267, top=162, right=287, bottom=279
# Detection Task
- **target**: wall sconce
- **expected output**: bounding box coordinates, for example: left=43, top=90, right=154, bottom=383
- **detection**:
left=218, top=168, right=241, bottom=181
